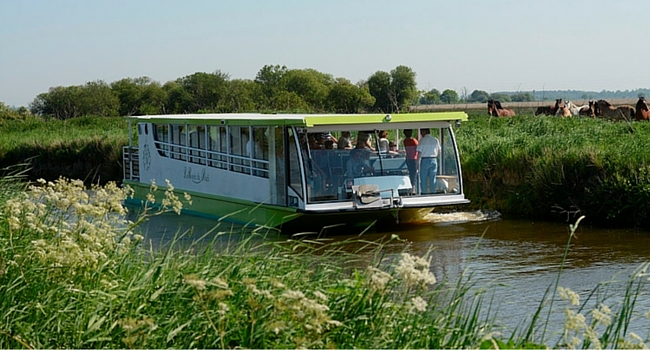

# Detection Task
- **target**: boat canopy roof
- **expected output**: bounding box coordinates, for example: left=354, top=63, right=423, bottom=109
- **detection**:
left=124, top=112, right=468, bottom=128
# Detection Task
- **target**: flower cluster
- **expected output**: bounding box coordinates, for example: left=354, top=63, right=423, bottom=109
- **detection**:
left=2, top=177, right=140, bottom=274
left=394, top=252, right=437, bottom=289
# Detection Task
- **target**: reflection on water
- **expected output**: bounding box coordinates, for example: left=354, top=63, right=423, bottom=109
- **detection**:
left=130, top=207, right=650, bottom=342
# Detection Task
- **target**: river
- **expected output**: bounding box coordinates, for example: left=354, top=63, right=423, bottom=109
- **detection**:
left=132, top=209, right=650, bottom=344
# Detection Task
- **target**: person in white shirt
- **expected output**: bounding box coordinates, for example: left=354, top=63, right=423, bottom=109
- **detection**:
left=415, top=128, right=441, bottom=194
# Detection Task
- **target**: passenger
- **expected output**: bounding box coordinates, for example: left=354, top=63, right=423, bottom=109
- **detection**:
left=403, top=129, right=418, bottom=189
left=357, top=131, right=375, bottom=151
left=378, top=130, right=389, bottom=153
left=337, top=131, right=353, bottom=149
left=346, top=148, right=374, bottom=179
left=416, top=128, right=441, bottom=194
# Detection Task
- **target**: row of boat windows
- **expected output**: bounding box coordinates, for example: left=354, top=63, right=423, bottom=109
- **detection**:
left=151, top=124, right=276, bottom=178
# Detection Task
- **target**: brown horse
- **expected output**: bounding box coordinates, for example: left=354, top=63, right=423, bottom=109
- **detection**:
left=635, top=97, right=650, bottom=121
left=487, top=99, right=516, bottom=117
left=578, top=101, right=596, bottom=117
left=534, top=105, right=556, bottom=116
left=556, top=106, right=572, bottom=117
left=594, top=99, right=635, bottom=121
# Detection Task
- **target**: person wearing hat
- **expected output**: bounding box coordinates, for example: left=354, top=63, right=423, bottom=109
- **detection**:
left=346, top=148, right=374, bottom=179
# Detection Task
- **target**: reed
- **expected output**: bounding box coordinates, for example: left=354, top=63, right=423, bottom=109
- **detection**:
left=1, top=178, right=650, bottom=348
left=0, top=116, right=130, bottom=186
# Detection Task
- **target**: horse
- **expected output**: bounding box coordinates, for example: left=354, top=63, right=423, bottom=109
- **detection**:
left=635, top=97, right=650, bottom=121
left=556, top=105, right=572, bottom=117
left=487, top=99, right=516, bottom=117
left=534, top=105, right=556, bottom=116
left=565, top=101, right=591, bottom=116
left=578, top=101, right=596, bottom=117
left=594, top=99, right=635, bottom=121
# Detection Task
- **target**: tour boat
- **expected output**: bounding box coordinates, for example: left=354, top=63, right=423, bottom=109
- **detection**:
left=122, top=112, right=469, bottom=232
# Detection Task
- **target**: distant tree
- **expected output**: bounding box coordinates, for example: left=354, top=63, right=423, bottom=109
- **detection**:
left=30, top=86, right=82, bottom=119
left=255, top=64, right=288, bottom=110
left=440, top=89, right=459, bottom=104
left=367, top=65, right=417, bottom=113
left=367, top=70, right=392, bottom=112
left=468, top=90, right=490, bottom=103
left=282, top=69, right=334, bottom=112
left=221, top=79, right=257, bottom=113
left=326, top=78, right=375, bottom=113
left=420, top=88, right=441, bottom=105
left=77, top=80, right=120, bottom=117
left=271, top=91, right=311, bottom=113
left=387, top=65, right=417, bottom=112
left=490, top=93, right=511, bottom=102
left=111, top=77, right=166, bottom=116
left=510, top=92, right=535, bottom=102
left=173, top=71, right=230, bottom=113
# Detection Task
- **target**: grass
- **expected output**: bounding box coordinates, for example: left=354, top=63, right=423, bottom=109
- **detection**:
left=1, top=177, right=650, bottom=348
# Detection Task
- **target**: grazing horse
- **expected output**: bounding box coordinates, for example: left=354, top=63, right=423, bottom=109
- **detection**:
left=556, top=105, right=572, bottom=117
left=535, top=105, right=556, bottom=116
left=595, top=99, right=635, bottom=121
left=578, top=101, right=596, bottom=117
left=635, top=97, right=650, bottom=121
left=487, top=99, right=516, bottom=117
left=565, top=101, right=591, bottom=116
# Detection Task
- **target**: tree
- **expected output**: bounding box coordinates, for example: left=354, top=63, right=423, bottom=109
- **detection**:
left=490, top=93, right=511, bottom=102
left=469, top=90, right=490, bottom=103
left=387, top=65, right=417, bottom=112
left=173, top=71, right=230, bottom=113
left=511, top=92, right=534, bottom=102
left=420, top=89, right=441, bottom=105
left=255, top=64, right=288, bottom=110
left=281, top=69, right=334, bottom=112
left=111, top=77, right=167, bottom=116
left=440, top=89, right=459, bottom=104
left=326, top=78, right=375, bottom=113
left=77, top=80, right=119, bottom=117
left=367, top=70, right=392, bottom=112
left=30, top=86, right=82, bottom=119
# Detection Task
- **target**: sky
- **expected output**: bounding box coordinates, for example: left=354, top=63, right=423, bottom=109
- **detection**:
left=2, top=0, right=649, bottom=107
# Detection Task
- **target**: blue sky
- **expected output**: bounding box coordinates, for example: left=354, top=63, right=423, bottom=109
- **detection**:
left=2, top=0, right=649, bottom=107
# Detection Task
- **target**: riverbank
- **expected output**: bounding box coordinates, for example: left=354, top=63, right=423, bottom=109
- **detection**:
left=2, top=113, right=650, bottom=228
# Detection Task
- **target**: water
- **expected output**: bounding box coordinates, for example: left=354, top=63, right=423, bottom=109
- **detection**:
left=133, top=209, right=650, bottom=344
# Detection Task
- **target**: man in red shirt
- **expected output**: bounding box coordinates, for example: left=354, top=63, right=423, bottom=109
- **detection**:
left=403, top=129, right=418, bottom=192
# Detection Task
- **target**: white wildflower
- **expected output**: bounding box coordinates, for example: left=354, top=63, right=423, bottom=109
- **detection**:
left=558, top=286, right=580, bottom=306
left=410, top=296, right=428, bottom=313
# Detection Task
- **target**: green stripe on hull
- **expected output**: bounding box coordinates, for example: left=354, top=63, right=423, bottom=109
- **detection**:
left=123, top=180, right=301, bottom=228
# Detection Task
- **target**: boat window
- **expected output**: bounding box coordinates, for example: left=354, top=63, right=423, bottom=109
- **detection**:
left=250, top=127, right=269, bottom=178
left=152, top=124, right=169, bottom=156
left=436, top=127, right=461, bottom=194
left=287, top=128, right=304, bottom=200
left=188, top=125, right=206, bottom=165
left=171, top=124, right=186, bottom=160
left=269, top=126, right=286, bottom=205
left=207, top=126, right=228, bottom=169
left=229, top=126, right=250, bottom=174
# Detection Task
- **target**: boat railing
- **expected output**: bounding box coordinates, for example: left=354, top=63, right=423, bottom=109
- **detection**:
left=152, top=140, right=270, bottom=179
left=123, top=146, right=140, bottom=181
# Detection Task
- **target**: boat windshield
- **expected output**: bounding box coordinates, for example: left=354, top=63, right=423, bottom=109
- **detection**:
left=299, top=128, right=461, bottom=203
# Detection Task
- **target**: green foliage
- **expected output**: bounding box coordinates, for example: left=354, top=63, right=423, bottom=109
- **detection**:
left=30, top=81, right=119, bottom=119
left=367, top=66, right=417, bottom=113
left=111, top=77, right=167, bottom=116
left=457, top=113, right=650, bottom=227
left=440, top=89, right=459, bottom=104
left=420, top=88, right=441, bottom=105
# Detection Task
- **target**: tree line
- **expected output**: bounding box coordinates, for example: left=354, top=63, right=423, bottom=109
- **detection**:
left=22, top=65, right=417, bottom=120
left=1, top=64, right=537, bottom=120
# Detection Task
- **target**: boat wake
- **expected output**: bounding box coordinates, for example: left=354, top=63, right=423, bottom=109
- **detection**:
left=424, top=210, right=501, bottom=224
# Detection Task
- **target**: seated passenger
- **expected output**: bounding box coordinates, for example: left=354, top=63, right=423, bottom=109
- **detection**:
left=346, top=148, right=374, bottom=179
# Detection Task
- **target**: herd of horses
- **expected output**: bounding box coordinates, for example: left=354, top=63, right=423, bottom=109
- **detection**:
left=487, top=98, right=650, bottom=121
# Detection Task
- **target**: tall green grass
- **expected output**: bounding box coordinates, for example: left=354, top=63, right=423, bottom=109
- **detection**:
left=1, top=177, right=650, bottom=348
left=0, top=116, right=130, bottom=185
left=457, top=113, right=650, bottom=227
